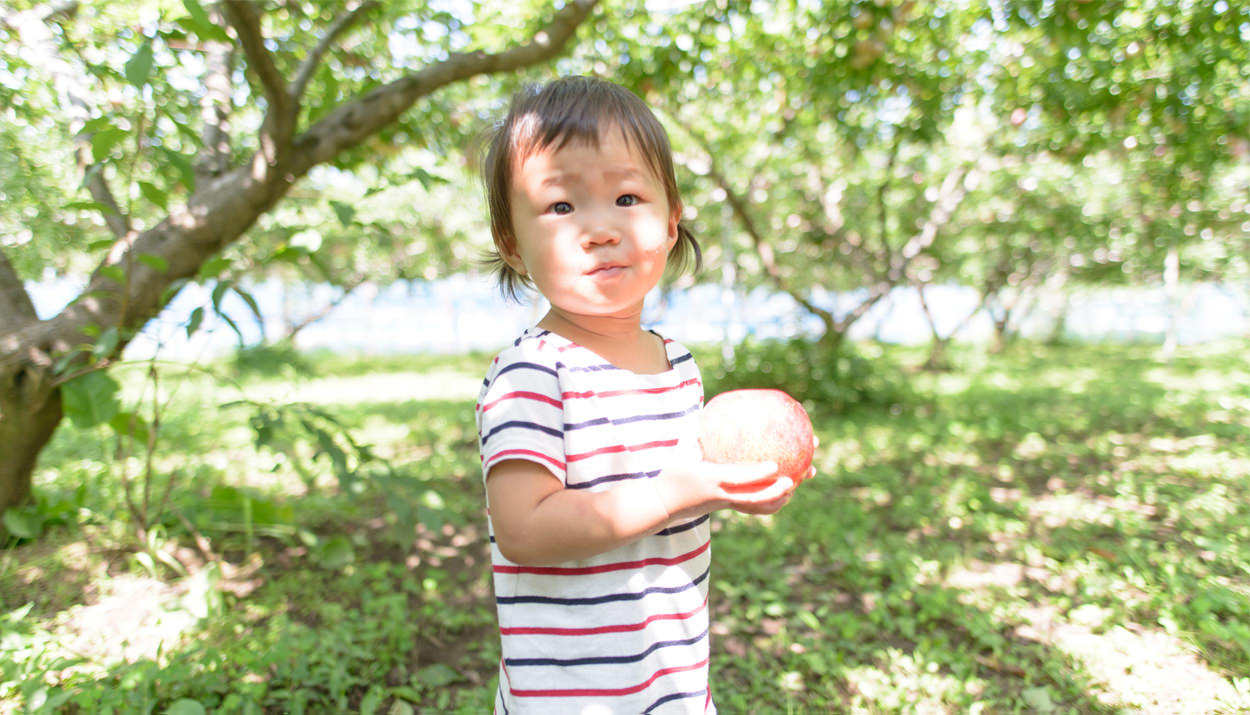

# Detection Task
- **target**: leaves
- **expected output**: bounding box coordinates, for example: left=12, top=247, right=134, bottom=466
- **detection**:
left=123, top=38, right=156, bottom=88
left=61, top=370, right=121, bottom=428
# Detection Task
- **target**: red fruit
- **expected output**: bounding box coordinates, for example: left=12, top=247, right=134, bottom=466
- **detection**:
left=699, top=389, right=815, bottom=485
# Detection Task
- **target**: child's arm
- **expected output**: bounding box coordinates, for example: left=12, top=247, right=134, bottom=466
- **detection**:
left=487, top=458, right=791, bottom=566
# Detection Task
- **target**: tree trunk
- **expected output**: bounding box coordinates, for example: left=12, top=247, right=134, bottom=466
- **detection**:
left=0, top=362, right=61, bottom=515
left=0, top=249, right=63, bottom=516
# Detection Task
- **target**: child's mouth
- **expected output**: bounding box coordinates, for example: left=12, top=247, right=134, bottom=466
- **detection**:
left=588, top=265, right=625, bottom=277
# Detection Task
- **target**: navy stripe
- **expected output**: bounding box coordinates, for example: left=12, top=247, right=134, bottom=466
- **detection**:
left=481, top=419, right=562, bottom=444
left=567, top=469, right=661, bottom=490
left=567, top=362, right=620, bottom=373
left=496, top=567, right=709, bottom=606
left=644, top=689, right=707, bottom=713
left=495, top=360, right=559, bottom=380
left=505, top=628, right=708, bottom=668
left=565, top=403, right=699, bottom=431
left=670, top=352, right=693, bottom=366
left=656, top=514, right=709, bottom=536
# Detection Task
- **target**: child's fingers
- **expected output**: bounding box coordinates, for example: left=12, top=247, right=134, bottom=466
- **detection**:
left=714, top=461, right=778, bottom=489
left=732, top=476, right=794, bottom=505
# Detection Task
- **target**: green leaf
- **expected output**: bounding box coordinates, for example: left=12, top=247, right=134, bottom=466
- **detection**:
left=415, top=663, right=461, bottom=687
left=329, top=200, right=357, bottom=227
left=61, top=370, right=121, bottom=428
left=92, top=326, right=120, bottom=362
left=1021, top=687, right=1055, bottom=712
left=98, top=264, right=127, bottom=285
left=138, top=181, right=168, bottom=210
left=137, top=253, right=169, bottom=273
left=315, top=535, right=355, bottom=570
left=180, top=0, right=231, bottom=42
left=157, top=146, right=196, bottom=191
left=198, top=256, right=232, bottom=280
left=90, top=128, right=129, bottom=163
left=124, top=38, right=155, bottom=88
left=186, top=306, right=205, bottom=338
left=110, top=411, right=151, bottom=445
left=2, top=507, right=43, bottom=540
left=233, top=285, right=263, bottom=325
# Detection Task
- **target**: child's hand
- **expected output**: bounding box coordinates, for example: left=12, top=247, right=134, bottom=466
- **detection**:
left=656, top=460, right=793, bottom=521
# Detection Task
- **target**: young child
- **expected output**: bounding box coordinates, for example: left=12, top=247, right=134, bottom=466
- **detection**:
left=476, top=76, right=801, bottom=714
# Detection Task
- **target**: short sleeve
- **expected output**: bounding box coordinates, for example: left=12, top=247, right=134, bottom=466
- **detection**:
left=476, top=349, right=567, bottom=484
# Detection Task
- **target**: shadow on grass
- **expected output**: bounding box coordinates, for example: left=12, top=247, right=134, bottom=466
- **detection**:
left=8, top=342, right=1247, bottom=713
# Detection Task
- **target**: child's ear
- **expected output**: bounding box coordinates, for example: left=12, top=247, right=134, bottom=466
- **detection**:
left=499, top=239, right=527, bottom=277
left=667, top=204, right=682, bottom=248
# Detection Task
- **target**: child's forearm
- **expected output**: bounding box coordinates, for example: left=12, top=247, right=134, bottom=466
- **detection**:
left=493, top=477, right=680, bottom=565
left=489, top=460, right=785, bottom=566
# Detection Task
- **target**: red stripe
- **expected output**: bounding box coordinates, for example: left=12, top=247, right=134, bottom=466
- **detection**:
left=479, top=390, right=562, bottom=412
left=494, top=539, right=708, bottom=576
left=563, top=378, right=701, bottom=400
left=567, top=438, right=679, bottom=463
left=510, top=656, right=710, bottom=698
left=500, top=596, right=708, bottom=636
left=487, top=449, right=565, bottom=471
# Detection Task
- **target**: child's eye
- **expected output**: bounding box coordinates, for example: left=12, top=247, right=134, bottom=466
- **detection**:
left=616, top=194, right=640, bottom=207
left=549, top=201, right=573, bottom=215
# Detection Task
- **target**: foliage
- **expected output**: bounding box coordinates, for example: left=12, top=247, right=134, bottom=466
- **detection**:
left=699, top=338, right=914, bottom=415
left=4, top=342, right=1250, bottom=713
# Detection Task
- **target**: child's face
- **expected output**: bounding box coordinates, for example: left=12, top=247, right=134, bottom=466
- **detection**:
left=502, top=126, right=681, bottom=321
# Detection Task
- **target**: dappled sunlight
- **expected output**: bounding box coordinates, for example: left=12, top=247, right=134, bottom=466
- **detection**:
left=1026, top=487, right=1157, bottom=530
left=842, top=649, right=968, bottom=714
left=1013, top=604, right=1250, bottom=715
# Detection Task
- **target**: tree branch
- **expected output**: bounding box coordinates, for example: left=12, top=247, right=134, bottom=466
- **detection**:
left=222, top=0, right=295, bottom=156
left=291, top=0, right=380, bottom=101
left=76, top=152, right=131, bottom=238
left=289, top=0, right=599, bottom=173
left=222, top=0, right=288, bottom=110
left=0, top=248, right=38, bottom=334
left=3, top=0, right=599, bottom=369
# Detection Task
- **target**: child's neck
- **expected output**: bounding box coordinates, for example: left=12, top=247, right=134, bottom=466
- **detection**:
left=538, top=309, right=670, bottom=374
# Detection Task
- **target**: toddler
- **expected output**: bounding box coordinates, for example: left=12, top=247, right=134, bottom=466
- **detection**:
left=476, top=75, right=801, bottom=714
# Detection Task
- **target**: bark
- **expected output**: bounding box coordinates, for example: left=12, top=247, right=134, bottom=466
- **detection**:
left=0, top=0, right=599, bottom=516
left=0, top=249, right=62, bottom=516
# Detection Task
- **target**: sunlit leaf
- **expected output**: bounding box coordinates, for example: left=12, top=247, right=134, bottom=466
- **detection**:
left=61, top=370, right=121, bottom=428
left=124, top=38, right=155, bottom=88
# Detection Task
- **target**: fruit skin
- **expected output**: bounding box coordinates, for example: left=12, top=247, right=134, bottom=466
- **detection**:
left=699, top=389, right=815, bottom=484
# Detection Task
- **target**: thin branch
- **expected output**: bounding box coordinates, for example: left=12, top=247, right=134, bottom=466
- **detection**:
left=222, top=0, right=295, bottom=154
left=222, top=0, right=288, bottom=110
left=876, top=136, right=903, bottom=270
left=291, top=1, right=380, bottom=101
left=285, top=277, right=367, bottom=341
left=288, top=0, right=599, bottom=173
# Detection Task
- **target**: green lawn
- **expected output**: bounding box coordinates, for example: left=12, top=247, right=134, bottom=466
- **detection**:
left=3, top=339, right=1248, bottom=713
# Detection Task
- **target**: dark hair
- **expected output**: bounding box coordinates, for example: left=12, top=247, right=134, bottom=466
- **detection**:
left=481, top=76, right=701, bottom=300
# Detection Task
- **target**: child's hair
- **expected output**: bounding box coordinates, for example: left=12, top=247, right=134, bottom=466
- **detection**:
left=481, top=75, right=701, bottom=300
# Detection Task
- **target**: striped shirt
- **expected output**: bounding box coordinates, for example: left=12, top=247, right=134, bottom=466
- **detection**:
left=477, top=327, right=715, bottom=714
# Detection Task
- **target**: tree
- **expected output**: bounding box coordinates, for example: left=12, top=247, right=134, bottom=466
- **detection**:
left=0, top=0, right=599, bottom=518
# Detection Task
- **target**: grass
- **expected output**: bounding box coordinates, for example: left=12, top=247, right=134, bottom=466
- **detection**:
left=2, top=339, right=1249, bottom=713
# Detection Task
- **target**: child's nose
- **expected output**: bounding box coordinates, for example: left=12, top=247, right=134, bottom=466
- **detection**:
left=583, top=226, right=620, bottom=246
left=581, top=211, right=622, bottom=246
